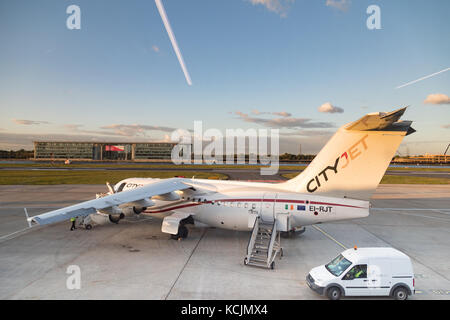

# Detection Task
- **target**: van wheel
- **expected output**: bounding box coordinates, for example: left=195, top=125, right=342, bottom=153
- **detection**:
left=393, top=287, right=408, bottom=300
left=327, top=287, right=342, bottom=300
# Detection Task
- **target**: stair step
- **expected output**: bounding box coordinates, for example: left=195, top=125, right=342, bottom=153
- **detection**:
left=254, top=246, right=269, bottom=251
left=246, top=261, right=269, bottom=268
left=249, top=257, right=267, bottom=263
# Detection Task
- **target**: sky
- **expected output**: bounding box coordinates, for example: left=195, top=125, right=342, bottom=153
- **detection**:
left=0, top=0, right=449, bottom=155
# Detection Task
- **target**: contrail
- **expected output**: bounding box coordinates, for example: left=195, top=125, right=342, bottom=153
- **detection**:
left=155, top=0, right=192, bottom=86
left=396, top=67, right=450, bottom=89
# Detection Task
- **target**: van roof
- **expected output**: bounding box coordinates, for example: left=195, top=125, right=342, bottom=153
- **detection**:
left=342, top=247, right=409, bottom=261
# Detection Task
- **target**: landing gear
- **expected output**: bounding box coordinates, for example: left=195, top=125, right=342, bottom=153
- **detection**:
left=85, top=224, right=92, bottom=230
left=171, top=224, right=189, bottom=240
left=170, top=216, right=194, bottom=240
left=281, top=227, right=306, bottom=238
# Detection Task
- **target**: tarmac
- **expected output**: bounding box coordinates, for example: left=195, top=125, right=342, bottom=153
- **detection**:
left=0, top=184, right=449, bottom=300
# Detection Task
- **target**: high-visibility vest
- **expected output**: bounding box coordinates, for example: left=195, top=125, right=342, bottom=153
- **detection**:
left=70, top=217, right=76, bottom=222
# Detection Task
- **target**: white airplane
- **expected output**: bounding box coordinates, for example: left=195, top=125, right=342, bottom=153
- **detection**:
left=28, top=107, right=414, bottom=268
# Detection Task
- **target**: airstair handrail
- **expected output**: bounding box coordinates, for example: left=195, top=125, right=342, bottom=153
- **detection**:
left=266, top=219, right=277, bottom=266
left=246, top=216, right=259, bottom=259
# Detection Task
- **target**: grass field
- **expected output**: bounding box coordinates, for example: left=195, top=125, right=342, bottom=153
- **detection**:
left=1, top=162, right=449, bottom=171
left=379, top=175, right=450, bottom=184
left=0, top=170, right=228, bottom=185
left=0, top=163, right=275, bottom=170
left=281, top=173, right=450, bottom=184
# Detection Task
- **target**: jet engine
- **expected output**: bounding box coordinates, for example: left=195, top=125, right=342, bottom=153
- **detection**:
left=108, top=212, right=125, bottom=224
left=121, top=206, right=146, bottom=215
left=119, top=199, right=155, bottom=217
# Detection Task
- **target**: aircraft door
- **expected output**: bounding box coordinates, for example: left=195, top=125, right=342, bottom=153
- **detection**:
left=261, top=193, right=277, bottom=222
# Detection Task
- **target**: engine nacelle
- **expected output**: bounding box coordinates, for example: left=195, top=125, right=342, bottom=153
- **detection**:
left=119, top=199, right=155, bottom=216
left=121, top=206, right=147, bottom=216
left=108, top=212, right=125, bottom=224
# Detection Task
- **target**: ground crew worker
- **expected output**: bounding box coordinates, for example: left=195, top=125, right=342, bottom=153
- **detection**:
left=354, top=266, right=364, bottom=278
left=70, top=217, right=77, bottom=231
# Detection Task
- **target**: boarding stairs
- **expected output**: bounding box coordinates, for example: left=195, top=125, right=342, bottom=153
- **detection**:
left=244, top=216, right=283, bottom=269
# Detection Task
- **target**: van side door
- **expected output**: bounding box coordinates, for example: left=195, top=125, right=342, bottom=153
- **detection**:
left=368, top=258, right=392, bottom=296
left=341, top=264, right=372, bottom=296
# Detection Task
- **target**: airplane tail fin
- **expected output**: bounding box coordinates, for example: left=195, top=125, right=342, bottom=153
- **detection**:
left=280, top=107, right=415, bottom=201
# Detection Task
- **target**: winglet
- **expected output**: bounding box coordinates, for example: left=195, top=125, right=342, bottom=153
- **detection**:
left=24, top=208, right=32, bottom=228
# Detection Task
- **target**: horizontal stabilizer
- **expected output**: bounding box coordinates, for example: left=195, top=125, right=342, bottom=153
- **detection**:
left=346, top=107, right=408, bottom=131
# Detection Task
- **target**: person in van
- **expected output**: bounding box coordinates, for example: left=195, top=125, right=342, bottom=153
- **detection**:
left=345, top=265, right=367, bottom=279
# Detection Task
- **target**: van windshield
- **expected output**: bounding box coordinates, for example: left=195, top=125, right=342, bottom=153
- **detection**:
left=325, top=254, right=352, bottom=277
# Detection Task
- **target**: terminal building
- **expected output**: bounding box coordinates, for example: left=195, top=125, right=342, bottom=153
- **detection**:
left=33, top=141, right=180, bottom=161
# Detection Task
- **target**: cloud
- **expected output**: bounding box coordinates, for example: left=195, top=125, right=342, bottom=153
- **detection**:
left=250, top=109, right=291, bottom=117
left=12, top=119, right=51, bottom=125
left=247, top=0, right=294, bottom=17
left=234, top=111, right=334, bottom=129
left=63, top=124, right=83, bottom=131
left=326, top=0, right=351, bottom=12
left=424, top=93, right=450, bottom=105
left=280, top=129, right=334, bottom=137
left=272, top=111, right=292, bottom=117
left=99, top=124, right=190, bottom=137
left=318, top=102, right=344, bottom=114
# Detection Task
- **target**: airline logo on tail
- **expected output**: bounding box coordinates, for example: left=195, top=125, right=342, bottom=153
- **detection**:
left=306, top=134, right=369, bottom=193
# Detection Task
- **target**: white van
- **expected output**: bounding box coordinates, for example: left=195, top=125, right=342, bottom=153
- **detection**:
left=306, top=247, right=415, bottom=300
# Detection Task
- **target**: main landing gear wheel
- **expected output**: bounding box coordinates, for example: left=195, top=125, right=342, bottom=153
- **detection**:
left=244, top=257, right=249, bottom=265
left=85, top=224, right=92, bottom=230
left=171, top=225, right=189, bottom=240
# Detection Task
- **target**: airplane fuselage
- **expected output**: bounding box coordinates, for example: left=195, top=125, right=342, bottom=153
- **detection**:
left=115, top=178, right=369, bottom=232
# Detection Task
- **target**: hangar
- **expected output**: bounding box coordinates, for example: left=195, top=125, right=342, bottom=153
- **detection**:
left=33, top=141, right=179, bottom=161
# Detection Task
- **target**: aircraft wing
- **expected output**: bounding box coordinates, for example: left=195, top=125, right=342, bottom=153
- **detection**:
left=28, top=178, right=191, bottom=226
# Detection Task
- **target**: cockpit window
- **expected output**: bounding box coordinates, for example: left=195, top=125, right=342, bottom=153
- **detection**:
left=325, top=254, right=352, bottom=277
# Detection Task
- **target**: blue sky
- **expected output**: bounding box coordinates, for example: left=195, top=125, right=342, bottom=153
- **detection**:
left=0, top=0, right=449, bottom=154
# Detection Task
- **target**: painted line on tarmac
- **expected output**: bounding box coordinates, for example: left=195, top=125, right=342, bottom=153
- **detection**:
left=164, top=228, right=207, bottom=300
left=312, top=225, right=347, bottom=250
left=372, top=208, right=450, bottom=212
left=0, top=226, right=37, bottom=243
left=372, top=208, right=450, bottom=220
